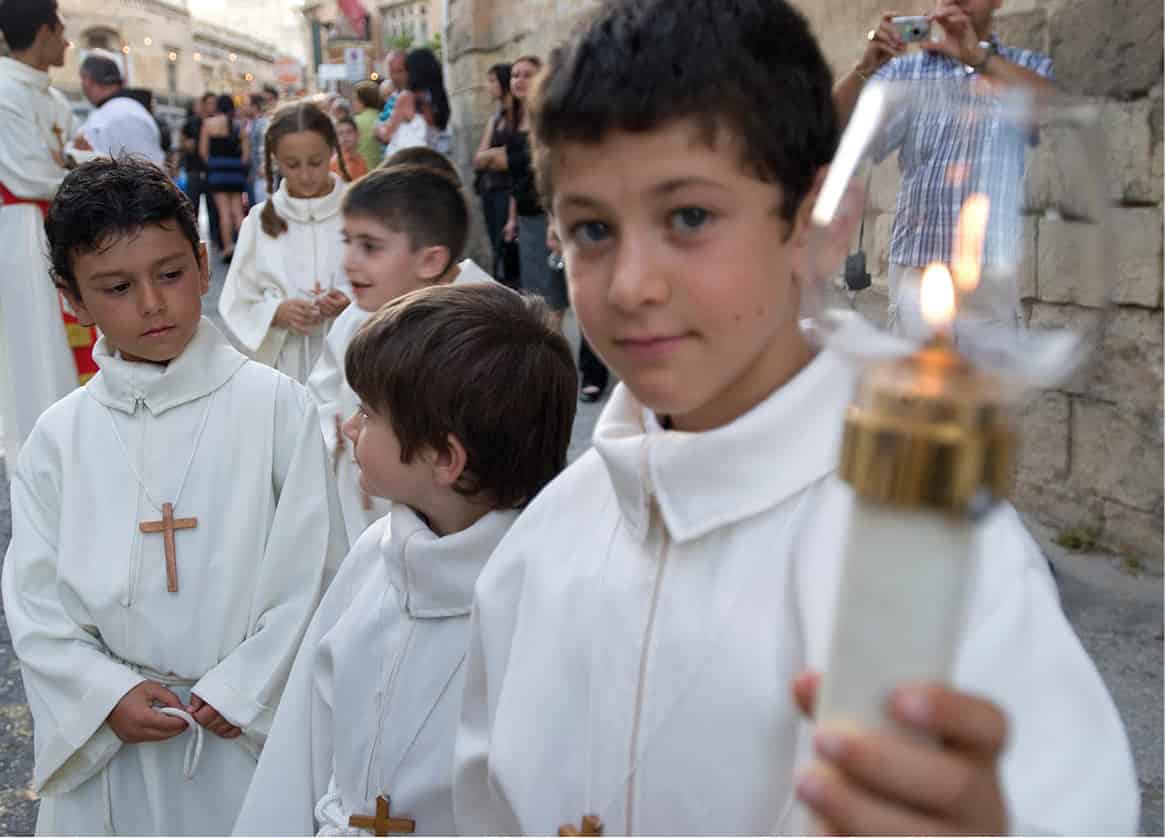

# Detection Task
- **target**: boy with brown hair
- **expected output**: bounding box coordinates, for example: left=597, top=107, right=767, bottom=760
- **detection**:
left=309, top=158, right=493, bottom=544
left=451, top=0, right=1137, bottom=834
left=235, top=281, right=578, bottom=834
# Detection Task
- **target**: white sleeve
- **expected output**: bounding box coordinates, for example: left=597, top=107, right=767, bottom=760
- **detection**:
left=954, top=507, right=1139, bottom=835
left=452, top=538, right=526, bottom=836
left=218, top=207, right=287, bottom=359
left=0, top=97, right=66, bottom=200
left=191, top=377, right=348, bottom=739
left=233, top=522, right=383, bottom=836
left=0, top=423, right=145, bottom=795
left=792, top=491, right=1139, bottom=836
left=307, top=323, right=346, bottom=452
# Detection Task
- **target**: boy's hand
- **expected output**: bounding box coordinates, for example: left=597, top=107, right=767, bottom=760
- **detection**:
left=791, top=671, right=1009, bottom=835
left=189, top=693, right=242, bottom=739
left=274, top=299, right=323, bottom=335
left=316, top=289, right=351, bottom=319
left=107, top=681, right=189, bottom=743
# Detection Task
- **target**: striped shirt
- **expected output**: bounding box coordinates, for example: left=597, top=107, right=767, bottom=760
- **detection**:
left=872, top=38, right=1054, bottom=269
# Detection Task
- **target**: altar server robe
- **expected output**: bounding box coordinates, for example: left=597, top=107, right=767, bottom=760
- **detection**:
left=308, top=304, right=392, bottom=546
left=453, top=346, right=1139, bottom=836
left=1, top=319, right=348, bottom=835
left=234, top=505, right=517, bottom=836
left=220, top=174, right=351, bottom=383
left=0, top=57, right=83, bottom=454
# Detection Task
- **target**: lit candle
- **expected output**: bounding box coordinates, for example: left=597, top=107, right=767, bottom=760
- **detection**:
left=806, top=293, right=1014, bottom=832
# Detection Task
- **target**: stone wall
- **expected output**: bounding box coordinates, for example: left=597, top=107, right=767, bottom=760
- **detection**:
left=446, top=0, right=1165, bottom=560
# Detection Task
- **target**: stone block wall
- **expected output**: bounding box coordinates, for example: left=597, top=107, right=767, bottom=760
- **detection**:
left=446, top=0, right=1164, bottom=560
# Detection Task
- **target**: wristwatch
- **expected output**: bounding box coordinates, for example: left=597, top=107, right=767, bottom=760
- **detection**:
left=967, top=40, right=997, bottom=74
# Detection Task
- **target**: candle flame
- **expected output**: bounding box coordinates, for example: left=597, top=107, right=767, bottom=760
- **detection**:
left=952, top=193, right=990, bottom=293
left=920, top=263, right=956, bottom=330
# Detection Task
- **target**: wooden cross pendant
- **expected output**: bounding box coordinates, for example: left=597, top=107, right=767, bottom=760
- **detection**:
left=139, top=503, right=198, bottom=593
left=559, top=814, right=603, bottom=836
left=348, top=795, right=415, bottom=836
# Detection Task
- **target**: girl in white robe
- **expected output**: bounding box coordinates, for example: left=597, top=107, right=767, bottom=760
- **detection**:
left=220, top=102, right=354, bottom=383
left=235, top=282, right=578, bottom=836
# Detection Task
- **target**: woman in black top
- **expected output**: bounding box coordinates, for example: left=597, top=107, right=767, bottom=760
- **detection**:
left=200, top=94, right=250, bottom=262
left=472, top=63, right=518, bottom=289
left=504, top=55, right=568, bottom=327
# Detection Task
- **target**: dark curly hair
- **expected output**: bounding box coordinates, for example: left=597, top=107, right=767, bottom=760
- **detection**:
left=531, top=0, right=839, bottom=225
left=45, top=156, right=199, bottom=300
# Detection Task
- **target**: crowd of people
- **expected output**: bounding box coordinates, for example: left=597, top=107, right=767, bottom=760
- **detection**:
left=0, top=0, right=1144, bottom=835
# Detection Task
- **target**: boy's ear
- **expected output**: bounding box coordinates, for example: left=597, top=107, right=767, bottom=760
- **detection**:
left=790, top=165, right=861, bottom=287
left=61, top=287, right=96, bottom=328
left=429, top=433, right=469, bottom=489
left=197, top=242, right=211, bottom=295
left=416, top=244, right=453, bottom=283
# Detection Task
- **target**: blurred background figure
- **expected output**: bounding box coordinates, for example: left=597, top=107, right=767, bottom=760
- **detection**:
left=200, top=93, right=250, bottom=262
left=473, top=62, right=519, bottom=290
left=331, top=116, right=368, bottom=182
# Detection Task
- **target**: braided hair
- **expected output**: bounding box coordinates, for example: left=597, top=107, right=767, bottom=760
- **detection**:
left=261, top=101, right=350, bottom=237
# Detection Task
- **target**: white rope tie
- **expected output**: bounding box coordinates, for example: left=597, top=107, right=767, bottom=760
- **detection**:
left=156, top=707, right=205, bottom=780
left=314, top=784, right=363, bottom=836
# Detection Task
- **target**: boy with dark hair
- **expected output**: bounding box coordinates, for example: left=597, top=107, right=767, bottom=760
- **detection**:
left=309, top=162, right=493, bottom=544
left=452, top=0, right=1137, bottom=835
left=1, top=157, right=346, bottom=835
left=235, top=282, right=577, bottom=834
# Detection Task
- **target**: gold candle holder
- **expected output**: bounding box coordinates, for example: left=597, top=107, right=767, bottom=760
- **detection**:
left=840, top=336, right=1015, bottom=515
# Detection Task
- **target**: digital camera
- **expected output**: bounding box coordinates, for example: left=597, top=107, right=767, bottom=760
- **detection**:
left=891, top=15, right=931, bottom=43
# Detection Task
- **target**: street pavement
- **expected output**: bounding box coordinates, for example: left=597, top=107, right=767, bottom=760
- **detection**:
left=0, top=248, right=1158, bottom=834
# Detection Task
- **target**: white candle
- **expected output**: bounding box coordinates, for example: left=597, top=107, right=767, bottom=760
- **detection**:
left=815, top=496, right=974, bottom=736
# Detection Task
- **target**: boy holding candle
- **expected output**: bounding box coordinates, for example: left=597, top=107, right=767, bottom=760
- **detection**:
left=451, top=0, right=1138, bottom=834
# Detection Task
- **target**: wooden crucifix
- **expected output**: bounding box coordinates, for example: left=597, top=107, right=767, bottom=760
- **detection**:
left=348, top=795, right=415, bottom=836
left=559, top=814, right=603, bottom=836
left=139, top=503, right=198, bottom=593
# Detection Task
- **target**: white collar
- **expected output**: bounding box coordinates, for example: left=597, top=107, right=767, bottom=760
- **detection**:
left=270, top=173, right=346, bottom=224
left=380, top=505, right=517, bottom=618
left=0, top=56, right=51, bottom=92
left=592, top=347, right=859, bottom=544
left=85, top=318, right=248, bottom=415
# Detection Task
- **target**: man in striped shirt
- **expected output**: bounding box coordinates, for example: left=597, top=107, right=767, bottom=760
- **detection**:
left=833, top=1, right=1056, bottom=336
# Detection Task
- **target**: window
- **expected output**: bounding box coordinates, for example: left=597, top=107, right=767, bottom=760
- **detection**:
left=166, top=59, right=178, bottom=91
left=83, top=27, right=120, bottom=51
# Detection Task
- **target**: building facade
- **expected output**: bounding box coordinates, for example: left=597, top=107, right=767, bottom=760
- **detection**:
left=300, top=0, right=444, bottom=93
left=39, top=0, right=282, bottom=128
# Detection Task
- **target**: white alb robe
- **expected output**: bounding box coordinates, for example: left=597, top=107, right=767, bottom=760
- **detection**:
left=234, top=505, right=518, bottom=836
left=453, top=346, right=1139, bottom=836
left=308, top=303, right=392, bottom=546
left=219, top=174, right=351, bottom=383
left=0, top=57, right=83, bottom=456
left=1, top=318, right=348, bottom=835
